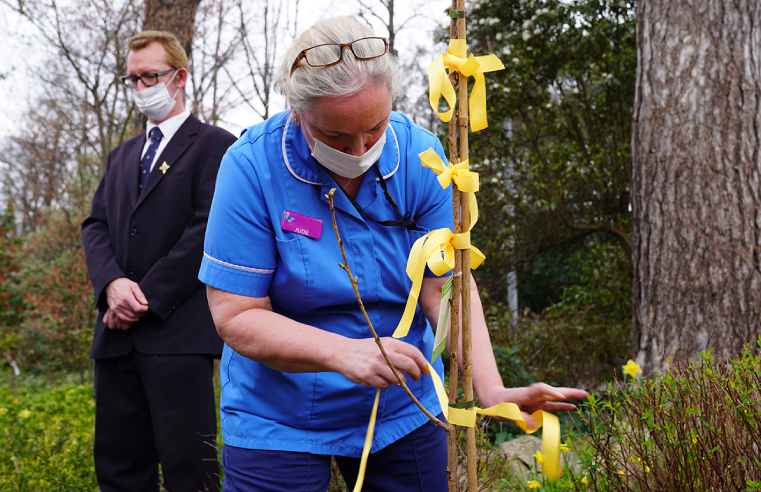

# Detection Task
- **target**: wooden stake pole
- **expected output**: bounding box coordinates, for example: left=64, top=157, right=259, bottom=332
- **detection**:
left=445, top=1, right=476, bottom=491
left=446, top=4, right=462, bottom=486
left=446, top=3, right=462, bottom=491
left=454, top=0, right=477, bottom=489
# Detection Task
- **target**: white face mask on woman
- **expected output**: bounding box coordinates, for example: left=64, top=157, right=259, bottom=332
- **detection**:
left=303, top=120, right=386, bottom=179
left=132, top=70, right=179, bottom=122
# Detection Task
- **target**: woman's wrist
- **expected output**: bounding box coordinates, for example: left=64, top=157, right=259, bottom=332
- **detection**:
left=475, top=383, right=516, bottom=408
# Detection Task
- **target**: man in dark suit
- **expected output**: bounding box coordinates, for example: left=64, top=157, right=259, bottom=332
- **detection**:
left=82, top=30, right=237, bottom=492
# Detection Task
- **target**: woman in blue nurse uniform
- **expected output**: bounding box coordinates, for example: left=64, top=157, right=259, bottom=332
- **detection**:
left=199, top=15, right=586, bottom=492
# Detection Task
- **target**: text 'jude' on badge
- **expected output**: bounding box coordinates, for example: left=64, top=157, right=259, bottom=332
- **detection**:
left=281, top=210, right=323, bottom=239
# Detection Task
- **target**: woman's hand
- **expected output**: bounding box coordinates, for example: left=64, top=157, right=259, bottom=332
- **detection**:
left=332, top=337, right=430, bottom=390
left=477, top=383, right=587, bottom=429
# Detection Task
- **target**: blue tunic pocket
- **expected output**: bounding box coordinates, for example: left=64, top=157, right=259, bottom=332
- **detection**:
left=270, top=236, right=309, bottom=314
left=309, top=373, right=372, bottom=429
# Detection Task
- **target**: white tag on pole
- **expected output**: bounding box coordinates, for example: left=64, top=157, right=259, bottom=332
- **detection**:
left=432, top=276, right=452, bottom=361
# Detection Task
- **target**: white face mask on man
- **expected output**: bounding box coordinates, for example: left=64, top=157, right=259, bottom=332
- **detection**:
left=302, top=119, right=386, bottom=179
left=132, top=70, right=179, bottom=122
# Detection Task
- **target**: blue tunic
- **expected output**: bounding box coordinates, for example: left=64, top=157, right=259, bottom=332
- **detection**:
left=199, top=110, right=453, bottom=457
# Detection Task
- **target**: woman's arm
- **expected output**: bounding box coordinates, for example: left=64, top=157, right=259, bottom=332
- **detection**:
left=419, top=275, right=586, bottom=427
left=207, top=285, right=430, bottom=389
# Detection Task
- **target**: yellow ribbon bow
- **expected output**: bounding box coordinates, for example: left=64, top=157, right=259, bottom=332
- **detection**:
left=418, top=148, right=479, bottom=233
left=419, top=147, right=479, bottom=193
left=391, top=228, right=485, bottom=338
left=428, top=39, right=505, bottom=132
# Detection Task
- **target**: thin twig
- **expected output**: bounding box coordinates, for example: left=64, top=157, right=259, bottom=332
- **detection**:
left=326, top=189, right=449, bottom=431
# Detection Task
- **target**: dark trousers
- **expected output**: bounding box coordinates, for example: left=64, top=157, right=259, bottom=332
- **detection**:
left=94, top=351, right=219, bottom=492
left=221, top=415, right=449, bottom=492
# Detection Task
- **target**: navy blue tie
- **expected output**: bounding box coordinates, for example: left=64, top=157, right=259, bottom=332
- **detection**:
left=139, top=127, right=163, bottom=194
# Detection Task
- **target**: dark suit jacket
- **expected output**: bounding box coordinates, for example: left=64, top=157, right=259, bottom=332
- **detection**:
left=82, top=114, right=237, bottom=359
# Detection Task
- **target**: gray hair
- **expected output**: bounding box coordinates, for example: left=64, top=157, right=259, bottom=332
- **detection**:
left=274, top=16, right=401, bottom=115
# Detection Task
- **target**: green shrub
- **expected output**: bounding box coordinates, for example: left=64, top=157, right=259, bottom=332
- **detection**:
left=14, top=207, right=95, bottom=382
left=0, top=207, right=27, bottom=375
left=0, top=382, right=96, bottom=491
left=568, top=347, right=761, bottom=491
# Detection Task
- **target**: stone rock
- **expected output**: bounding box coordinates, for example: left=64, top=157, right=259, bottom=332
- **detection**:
left=499, top=435, right=584, bottom=482
left=499, top=435, right=542, bottom=467
left=499, top=435, right=542, bottom=481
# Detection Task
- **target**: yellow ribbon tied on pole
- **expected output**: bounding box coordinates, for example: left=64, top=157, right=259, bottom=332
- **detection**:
left=428, top=363, right=562, bottom=481
left=415, top=148, right=563, bottom=480
left=391, top=228, right=484, bottom=339
left=392, top=150, right=485, bottom=339
left=419, top=147, right=480, bottom=251
left=427, top=39, right=505, bottom=132
left=420, top=147, right=479, bottom=194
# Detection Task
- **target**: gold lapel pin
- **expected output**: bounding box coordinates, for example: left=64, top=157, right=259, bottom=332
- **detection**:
left=159, top=161, right=170, bottom=174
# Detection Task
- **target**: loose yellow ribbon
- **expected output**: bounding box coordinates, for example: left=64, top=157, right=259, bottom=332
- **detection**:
left=353, top=389, right=380, bottom=492
left=427, top=39, right=505, bottom=132
left=428, top=363, right=561, bottom=481
left=354, top=366, right=561, bottom=491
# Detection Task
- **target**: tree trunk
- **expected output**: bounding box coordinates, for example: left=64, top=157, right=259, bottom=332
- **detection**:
left=143, top=0, right=202, bottom=55
left=632, top=0, right=761, bottom=372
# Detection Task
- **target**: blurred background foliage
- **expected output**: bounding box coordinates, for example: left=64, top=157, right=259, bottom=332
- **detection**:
left=460, top=0, right=636, bottom=390
left=0, top=168, right=99, bottom=384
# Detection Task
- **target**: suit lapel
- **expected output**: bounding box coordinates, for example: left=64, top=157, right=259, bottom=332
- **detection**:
left=123, top=138, right=142, bottom=207
left=135, top=114, right=201, bottom=208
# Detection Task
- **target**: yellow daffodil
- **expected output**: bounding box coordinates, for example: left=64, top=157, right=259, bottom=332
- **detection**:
left=581, top=475, right=589, bottom=485
left=527, top=480, right=541, bottom=489
left=623, top=359, right=642, bottom=378
left=533, top=450, right=544, bottom=464
left=18, top=409, right=30, bottom=419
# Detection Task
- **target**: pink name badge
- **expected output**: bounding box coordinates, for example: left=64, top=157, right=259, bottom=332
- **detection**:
left=281, top=210, right=323, bottom=239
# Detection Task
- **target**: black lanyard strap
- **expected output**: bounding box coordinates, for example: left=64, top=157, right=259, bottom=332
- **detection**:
left=335, top=164, right=419, bottom=230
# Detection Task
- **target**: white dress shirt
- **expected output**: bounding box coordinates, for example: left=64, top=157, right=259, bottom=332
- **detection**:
left=141, top=109, right=192, bottom=171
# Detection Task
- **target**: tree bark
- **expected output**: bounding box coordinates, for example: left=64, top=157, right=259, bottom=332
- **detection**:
left=143, top=0, right=202, bottom=55
left=632, top=0, right=761, bottom=372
